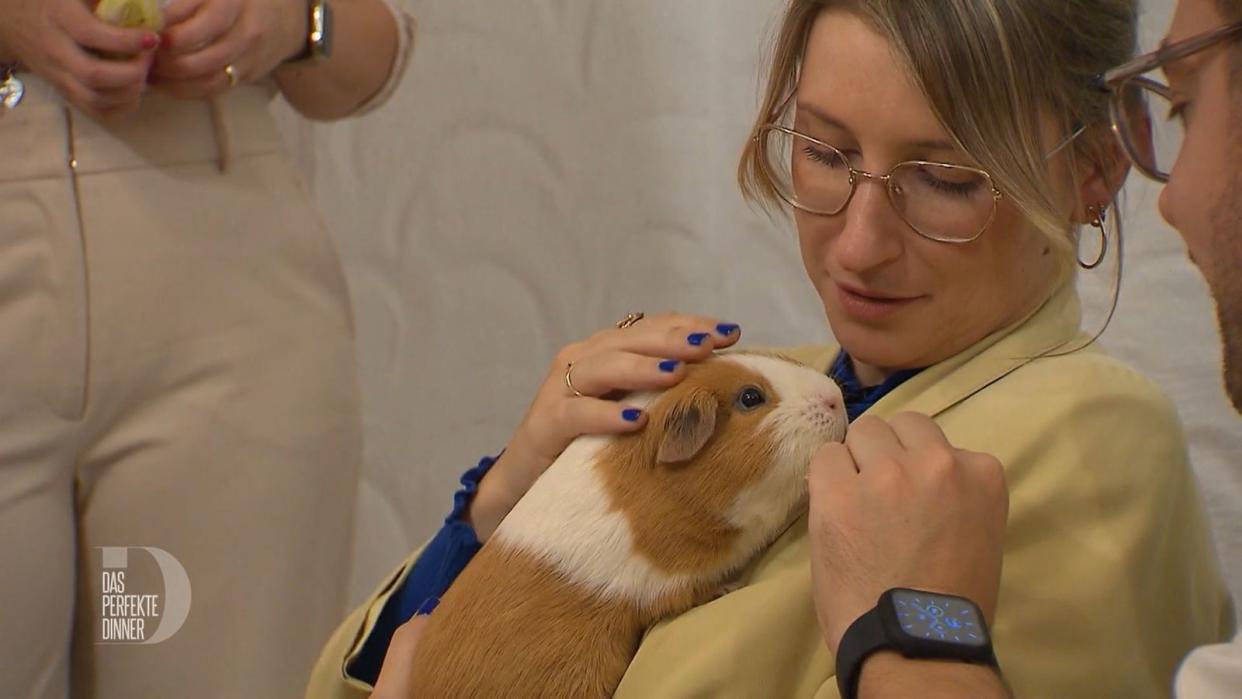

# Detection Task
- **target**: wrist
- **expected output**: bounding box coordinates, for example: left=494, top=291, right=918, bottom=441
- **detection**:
left=465, top=460, right=524, bottom=542
left=835, top=588, right=997, bottom=699
left=823, top=596, right=876, bottom=656
left=278, top=0, right=313, bottom=65
left=858, top=652, right=1009, bottom=698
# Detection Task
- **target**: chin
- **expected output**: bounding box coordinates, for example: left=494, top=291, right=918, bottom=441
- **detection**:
left=828, top=317, right=918, bottom=368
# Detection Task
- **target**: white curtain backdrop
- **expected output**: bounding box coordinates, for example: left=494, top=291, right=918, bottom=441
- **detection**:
left=274, top=0, right=1242, bottom=615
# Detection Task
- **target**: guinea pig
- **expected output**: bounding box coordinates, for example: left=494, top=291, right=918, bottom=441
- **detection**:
left=409, top=351, right=848, bottom=698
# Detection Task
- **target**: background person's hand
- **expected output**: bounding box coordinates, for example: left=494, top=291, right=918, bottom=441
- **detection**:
left=150, top=0, right=305, bottom=99
left=0, top=0, right=159, bottom=117
left=467, top=314, right=742, bottom=541
left=807, top=412, right=1009, bottom=655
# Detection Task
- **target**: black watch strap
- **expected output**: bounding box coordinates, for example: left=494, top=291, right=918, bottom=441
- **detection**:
left=835, top=589, right=999, bottom=699
left=835, top=607, right=889, bottom=699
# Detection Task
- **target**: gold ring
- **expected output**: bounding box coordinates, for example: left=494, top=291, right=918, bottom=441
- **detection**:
left=564, top=362, right=585, bottom=397
left=615, top=312, right=644, bottom=330
left=224, top=64, right=238, bottom=88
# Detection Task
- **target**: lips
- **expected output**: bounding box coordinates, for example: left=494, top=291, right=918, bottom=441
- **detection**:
left=834, top=283, right=922, bottom=322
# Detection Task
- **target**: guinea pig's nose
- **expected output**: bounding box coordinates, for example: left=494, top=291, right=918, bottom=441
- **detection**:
left=819, top=394, right=841, bottom=414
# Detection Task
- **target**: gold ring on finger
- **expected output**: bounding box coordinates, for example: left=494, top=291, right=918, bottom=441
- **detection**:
left=615, top=312, right=644, bottom=330
left=224, top=64, right=239, bottom=88
left=564, top=362, right=585, bottom=397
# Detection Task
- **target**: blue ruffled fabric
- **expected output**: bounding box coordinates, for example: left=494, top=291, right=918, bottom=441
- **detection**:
left=829, top=350, right=923, bottom=422
left=348, top=454, right=498, bottom=684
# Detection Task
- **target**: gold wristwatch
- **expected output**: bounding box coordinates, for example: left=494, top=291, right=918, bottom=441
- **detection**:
left=286, top=0, right=333, bottom=63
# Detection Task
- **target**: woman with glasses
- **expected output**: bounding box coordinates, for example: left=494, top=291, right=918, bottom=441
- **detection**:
left=309, top=1, right=1231, bottom=697
left=811, top=3, right=1242, bottom=697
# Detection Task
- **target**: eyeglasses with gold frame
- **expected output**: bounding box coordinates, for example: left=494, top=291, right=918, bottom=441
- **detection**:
left=755, top=123, right=1004, bottom=244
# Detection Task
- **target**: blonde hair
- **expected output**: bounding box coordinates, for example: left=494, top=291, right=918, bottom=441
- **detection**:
left=738, top=0, right=1138, bottom=280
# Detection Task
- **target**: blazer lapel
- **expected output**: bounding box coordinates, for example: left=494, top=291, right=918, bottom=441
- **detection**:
left=785, top=282, right=1085, bottom=421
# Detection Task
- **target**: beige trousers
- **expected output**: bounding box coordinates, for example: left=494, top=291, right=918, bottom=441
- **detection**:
left=0, top=78, right=361, bottom=698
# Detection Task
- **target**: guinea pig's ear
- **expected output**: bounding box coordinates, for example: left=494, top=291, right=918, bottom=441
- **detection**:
left=656, top=389, right=719, bottom=465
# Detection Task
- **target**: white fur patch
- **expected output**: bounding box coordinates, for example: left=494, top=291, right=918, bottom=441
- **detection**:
left=492, top=354, right=845, bottom=606
left=718, top=354, right=846, bottom=552
left=493, top=393, right=693, bottom=608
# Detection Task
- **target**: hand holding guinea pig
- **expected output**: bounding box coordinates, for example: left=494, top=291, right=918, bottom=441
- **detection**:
left=467, top=314, right=742, bottom=541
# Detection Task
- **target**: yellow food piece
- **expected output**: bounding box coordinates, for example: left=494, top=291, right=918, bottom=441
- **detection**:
left=94, top=0, right=165, bottom=32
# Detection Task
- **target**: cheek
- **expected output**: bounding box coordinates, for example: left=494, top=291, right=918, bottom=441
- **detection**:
left=932, top=223, right=1052, bottom=323
left=1163, top=125, right=1225, bottom=260
left=795, top=213, right=837, bottom=273
left=1162, top=149, right=1204, bottom=231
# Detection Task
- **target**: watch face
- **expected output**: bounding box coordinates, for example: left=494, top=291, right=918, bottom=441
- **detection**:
left=890, top=589, right=988, bottom=647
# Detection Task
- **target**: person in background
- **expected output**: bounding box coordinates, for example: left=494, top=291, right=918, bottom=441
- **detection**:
left=313, top=1, right=1232, bottom=697
left=0, top=0, right=414, bottom=697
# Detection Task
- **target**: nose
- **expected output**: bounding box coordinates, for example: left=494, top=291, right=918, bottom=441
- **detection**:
left=833, top=175, right=905, bottom=274
left=1157, top=182, right=1176, bottom=229
left=819, top=393, right=842, bottom=415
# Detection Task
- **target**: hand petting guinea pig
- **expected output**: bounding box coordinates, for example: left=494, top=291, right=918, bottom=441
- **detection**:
left=409, top=351, right=848, bottom=698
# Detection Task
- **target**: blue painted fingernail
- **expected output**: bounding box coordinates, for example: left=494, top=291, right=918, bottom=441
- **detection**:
left=688, top=333, right=710, bottom=346
left=622, top=408, right=643, bottom=422
left=416, top=597, right=440, bottom=616
left=659, top=359, right=681, bottom=373
left=716, top=323, right=739, bottom=336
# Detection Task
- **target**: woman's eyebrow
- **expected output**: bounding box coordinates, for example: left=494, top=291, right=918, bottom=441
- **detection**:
left=796, top=102, right=959, bottom=153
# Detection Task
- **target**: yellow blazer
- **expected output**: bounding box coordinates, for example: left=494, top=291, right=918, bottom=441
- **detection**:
left=307, top=284, right=1233, bottom=698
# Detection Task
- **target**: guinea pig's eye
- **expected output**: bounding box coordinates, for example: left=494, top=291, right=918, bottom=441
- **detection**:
left=735, top=386, right=767, bottom=411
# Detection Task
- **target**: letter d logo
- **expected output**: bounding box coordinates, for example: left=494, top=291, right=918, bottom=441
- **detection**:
left=98, top=546, right=192, bottom=644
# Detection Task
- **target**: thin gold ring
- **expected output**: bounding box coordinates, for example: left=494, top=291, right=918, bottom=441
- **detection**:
left=224, top=64, right=238, bottom=88
left=564, top=362, right=585, bottom=397
left=615, top=312, right=645, bottom=330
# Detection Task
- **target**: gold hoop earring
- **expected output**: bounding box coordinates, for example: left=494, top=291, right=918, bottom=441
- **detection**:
left=1078, top=205, right=1109, bottom=270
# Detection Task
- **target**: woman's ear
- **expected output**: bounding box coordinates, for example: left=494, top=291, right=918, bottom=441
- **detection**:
left=1075, top=130, right=1132, bottom=223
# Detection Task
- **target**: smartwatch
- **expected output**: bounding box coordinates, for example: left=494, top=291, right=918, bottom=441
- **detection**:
left=835, top=588, right=999, bottom=699
left=285, top=0, right=334, bottom=63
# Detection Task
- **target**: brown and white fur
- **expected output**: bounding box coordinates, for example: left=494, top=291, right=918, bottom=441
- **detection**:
left=409, top=352, right=848, bottom=697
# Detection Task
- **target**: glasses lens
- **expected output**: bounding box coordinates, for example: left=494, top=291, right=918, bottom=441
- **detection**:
left=890, top=163, right=997, bottom=241
left=763, top=127, right=853, bottom=214
left=1116, top=79, right=1184, bottom=181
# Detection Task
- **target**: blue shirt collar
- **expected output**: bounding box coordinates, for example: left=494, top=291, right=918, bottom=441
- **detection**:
left=829, top=350, right=924, bottom=423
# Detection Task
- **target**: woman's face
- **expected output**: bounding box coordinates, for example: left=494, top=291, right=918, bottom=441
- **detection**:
left=794, top=10, right=1062, bottom=382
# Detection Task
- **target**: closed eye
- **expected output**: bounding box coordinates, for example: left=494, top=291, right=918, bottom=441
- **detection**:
left=802, top=145, right=849, bottom=169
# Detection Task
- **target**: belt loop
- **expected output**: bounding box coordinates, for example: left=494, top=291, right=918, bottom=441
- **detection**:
left=207, top=96, right=232, bottom=173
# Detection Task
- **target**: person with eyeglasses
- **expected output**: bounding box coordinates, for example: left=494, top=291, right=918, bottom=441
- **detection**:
left=1107, top=0, right=1242, bottom=696
left=307, top=2, right=1231, bottom=698
left=807, top=1, right=1242, bottom=697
